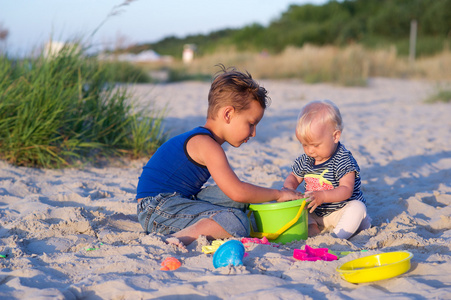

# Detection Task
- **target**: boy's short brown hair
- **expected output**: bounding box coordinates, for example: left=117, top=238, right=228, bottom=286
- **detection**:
left=207, top=65, right=270, bottom=119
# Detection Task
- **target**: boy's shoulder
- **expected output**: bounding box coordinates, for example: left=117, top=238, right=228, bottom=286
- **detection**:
left=186, top=127, right=226, bottom=168
left=163, top=127, right=215, bottom=150
left=172, top=127, right=214, bottom=143
left=185, top=126, right=213, bottom=136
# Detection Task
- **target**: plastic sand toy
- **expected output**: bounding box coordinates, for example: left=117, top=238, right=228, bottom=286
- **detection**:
left=160, top=257, right=182, bottom=271
left=293, top=245, right=338, bottom=261
left=212, top=240, right=245, bottom=268
left=202, top=240, right=226, bottom=254
left=248, top=198, right=308, bottom=244
left=337, top=251, right=413, bottom=283
left=241, top=236, right=278, bottom=247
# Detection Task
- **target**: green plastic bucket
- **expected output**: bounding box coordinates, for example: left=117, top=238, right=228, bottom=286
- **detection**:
left=248, top=198, right=308, bottom=244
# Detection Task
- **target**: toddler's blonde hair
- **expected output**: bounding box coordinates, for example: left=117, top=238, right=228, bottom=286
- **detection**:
left=296, top=100, right=343, bottom=142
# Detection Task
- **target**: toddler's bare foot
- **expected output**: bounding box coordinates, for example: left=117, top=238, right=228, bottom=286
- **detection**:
left=165, top=236, right=188, bottom=252
left=308, top=224, right=321, bottom=237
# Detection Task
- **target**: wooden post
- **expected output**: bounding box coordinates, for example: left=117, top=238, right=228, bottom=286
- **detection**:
left=409, top=20, right=417, bottom=64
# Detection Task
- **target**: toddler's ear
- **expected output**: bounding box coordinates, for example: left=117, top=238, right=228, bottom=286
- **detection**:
left=333, top=130, right=341, bottom=143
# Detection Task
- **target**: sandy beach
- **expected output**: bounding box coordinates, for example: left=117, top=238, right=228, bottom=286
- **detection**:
left=1, top=78, right=450, bottom=299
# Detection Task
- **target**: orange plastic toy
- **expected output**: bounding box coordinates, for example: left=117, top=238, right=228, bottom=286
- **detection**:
left=160, top=257, right=182, bottom=271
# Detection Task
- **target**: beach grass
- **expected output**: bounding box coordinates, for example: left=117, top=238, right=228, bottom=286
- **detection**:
left=425, top=87, right=451, bottom=103
left=0, top=46, right=165, bottom=168
left=101, top=60, right=152, bottom=83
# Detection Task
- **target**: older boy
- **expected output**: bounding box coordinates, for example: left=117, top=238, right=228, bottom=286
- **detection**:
left=136, top=65, right=302, bottom=246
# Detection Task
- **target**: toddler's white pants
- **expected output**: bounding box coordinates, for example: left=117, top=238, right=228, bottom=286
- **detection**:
left=308, top=200, right=371, bottom=239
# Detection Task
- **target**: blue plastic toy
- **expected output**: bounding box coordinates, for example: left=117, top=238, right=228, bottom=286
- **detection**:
left=213, top=240, right=245, bottom=268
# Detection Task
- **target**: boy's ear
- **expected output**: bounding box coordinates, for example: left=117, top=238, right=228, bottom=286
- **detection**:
left=333, top=130, right=341, bottom=143
left=223, top=106, right=235, bottom=124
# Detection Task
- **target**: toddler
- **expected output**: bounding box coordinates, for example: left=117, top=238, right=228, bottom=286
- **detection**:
left=283, top=100, right=371, bottom=239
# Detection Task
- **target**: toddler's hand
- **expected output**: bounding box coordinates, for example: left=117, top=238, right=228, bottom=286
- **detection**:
left=306, top=191, right=325, bottom=213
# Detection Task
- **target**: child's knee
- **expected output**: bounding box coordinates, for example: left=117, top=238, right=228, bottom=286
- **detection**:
left=333, top=201, right=369, bottom=239
left=346, top=200, right=367, bottom=219
left=231, top=211, right=251, bottom=237
left=211, top=209, right=250, bottom=237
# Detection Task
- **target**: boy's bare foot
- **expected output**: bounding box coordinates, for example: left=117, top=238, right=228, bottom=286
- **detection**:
left=164, top=236, right=188, bottom=252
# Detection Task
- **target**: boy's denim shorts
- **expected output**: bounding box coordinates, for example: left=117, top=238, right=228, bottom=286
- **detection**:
left=137, top=186, right=250, bottom=238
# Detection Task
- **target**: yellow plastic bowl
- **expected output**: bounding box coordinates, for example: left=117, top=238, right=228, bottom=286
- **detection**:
left=337, top=251, right=413, bottom=283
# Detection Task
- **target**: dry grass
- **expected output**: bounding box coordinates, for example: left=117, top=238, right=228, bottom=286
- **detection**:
left=158, top=44, right=451, bottom=86
left=414, top=51, right=451, bottom=80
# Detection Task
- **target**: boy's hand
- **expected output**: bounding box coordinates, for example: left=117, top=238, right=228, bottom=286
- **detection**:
left=276, top=189, right=304, bottom=202
left=305, top=191, right=325, bottom=213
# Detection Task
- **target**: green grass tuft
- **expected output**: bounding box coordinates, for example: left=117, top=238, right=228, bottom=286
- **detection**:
left=425, top=87, right=451, bottom=103
left=0, top=47, right=165, bottom=168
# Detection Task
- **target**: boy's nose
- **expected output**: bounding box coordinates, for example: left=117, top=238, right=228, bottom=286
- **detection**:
left=250, top=127, right=256, bottom=137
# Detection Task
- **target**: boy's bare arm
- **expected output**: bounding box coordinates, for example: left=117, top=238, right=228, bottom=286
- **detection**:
left=306, top=172, right=355, bottom=212
left=188, top=135, right=302, bottom=203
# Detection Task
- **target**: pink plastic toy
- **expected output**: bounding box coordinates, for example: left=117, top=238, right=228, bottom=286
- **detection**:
left=293, top=245, right=338, bottom=261
left=241, top=237, right=279, bottom=247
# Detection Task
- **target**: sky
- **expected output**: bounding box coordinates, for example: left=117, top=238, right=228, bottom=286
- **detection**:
left=1, top=0, right=328, bottom=56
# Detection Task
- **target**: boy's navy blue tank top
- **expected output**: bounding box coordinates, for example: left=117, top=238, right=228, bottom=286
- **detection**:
left=136, top=127, right=213, bottom=199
